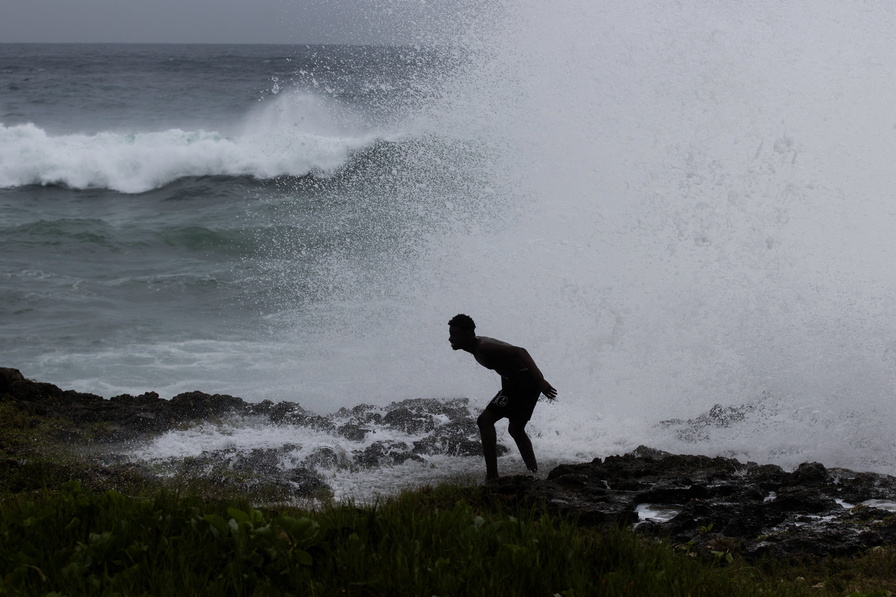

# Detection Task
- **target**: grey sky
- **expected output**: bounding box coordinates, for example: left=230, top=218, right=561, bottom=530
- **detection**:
left=1, top=0, right=487, bottom=45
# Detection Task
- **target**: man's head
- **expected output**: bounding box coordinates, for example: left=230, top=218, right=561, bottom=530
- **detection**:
left=448, top=313, right=476, bottom=351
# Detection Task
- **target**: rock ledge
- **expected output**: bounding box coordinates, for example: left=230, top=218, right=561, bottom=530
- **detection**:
left=490, top=446, right=896, bottom=560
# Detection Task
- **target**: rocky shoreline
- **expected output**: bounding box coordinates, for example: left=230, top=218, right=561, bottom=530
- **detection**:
left=4, top=367, right=896, bottom=560
left=491, top=448, right=896, bottom=560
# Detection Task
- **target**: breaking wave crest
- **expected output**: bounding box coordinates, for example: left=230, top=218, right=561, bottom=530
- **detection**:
left=0, top=92, right=391, bottom=193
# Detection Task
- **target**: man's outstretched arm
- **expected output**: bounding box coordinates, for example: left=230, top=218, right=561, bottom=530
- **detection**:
left=485, top=342, right=558, bottom=400
left=519, top=348, right=557, bottom=399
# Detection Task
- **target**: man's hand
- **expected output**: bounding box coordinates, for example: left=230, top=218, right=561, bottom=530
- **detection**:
left=540, top=380, right=557, bottom=401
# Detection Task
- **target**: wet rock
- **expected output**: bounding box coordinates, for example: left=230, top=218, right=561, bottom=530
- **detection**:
left=337, top=423, right=369, bottom=442
left=305, top=446, right=352, bottom=469
left=169, top=390, right=245, bottom=419
left=488, top=474, right=638, bottom=527
left=660, top=403, right=754, bottom=442
left=412, top=419, right=490, bottom=457
left=286, top=467, right=329, bottom=496
left=18, top=367, right=896, bottom=560
left=0, top=368, right=251, bottom=440
left=267, top=401, right=335, bottom=433
left=228, top=446, right=327, bottom=497
left=354, top=440, right=425, bottom=467
left=155, top=445, right=327, bottom=499
left=246, top=399, right=275, bottom=416
left=0, top=368, right=488, bottom=499
left=229, top=446, right=300, bottom=476
left=786, top=461, right=828, bottom=486
left=500, top=447, right=896, bottom=561
left=267, top=401, right=303, bottom=423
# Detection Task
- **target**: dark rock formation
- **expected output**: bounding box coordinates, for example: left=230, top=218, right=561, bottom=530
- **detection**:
left=355, top=440, right=425, bottom=467
left=158, top=446, right=329, bottom=498
left=0, top=367, right=247, bottom=440
left=7, top=367, right=896, bottom=560
left=0, top=368, right=484, bottom=456
left=0, top=368, right=486, bottom=498
left=488, top=446, right=896, bottom=560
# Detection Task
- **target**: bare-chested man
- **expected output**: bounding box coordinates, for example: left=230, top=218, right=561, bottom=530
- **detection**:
left=448, top=313, right=557, bottom=480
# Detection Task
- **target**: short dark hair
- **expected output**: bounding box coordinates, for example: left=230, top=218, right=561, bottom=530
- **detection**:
left=449, top=313, right=475, bottom=330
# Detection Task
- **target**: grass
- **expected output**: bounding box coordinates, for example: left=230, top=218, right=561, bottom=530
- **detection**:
left=3, top=396, right=896, bottom=595
left=2, top=482, right=896, bottom=596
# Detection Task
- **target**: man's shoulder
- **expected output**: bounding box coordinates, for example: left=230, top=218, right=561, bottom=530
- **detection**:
left=477, top=336, right=507, bottom=345
left=476, top=337, right=514, bottom=351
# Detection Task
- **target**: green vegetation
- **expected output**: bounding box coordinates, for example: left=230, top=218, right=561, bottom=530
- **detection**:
left=1, top=483, right=896, bottom=596
left=3, top=396, right=896, bottom=595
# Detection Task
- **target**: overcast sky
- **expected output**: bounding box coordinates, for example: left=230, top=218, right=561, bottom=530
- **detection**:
left=1, top=0, right=486, bottom=45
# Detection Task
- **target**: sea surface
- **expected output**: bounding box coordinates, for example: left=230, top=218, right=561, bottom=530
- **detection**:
left=4, top=2, right=896, bottom=501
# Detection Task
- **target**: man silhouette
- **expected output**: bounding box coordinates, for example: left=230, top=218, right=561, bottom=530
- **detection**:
left=448, top=314, right=557, bottom=480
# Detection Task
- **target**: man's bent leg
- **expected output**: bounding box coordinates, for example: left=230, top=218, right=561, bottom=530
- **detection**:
left=477, top=409, right=501, bottom=480
left=507, top=420, right=537, bottom=473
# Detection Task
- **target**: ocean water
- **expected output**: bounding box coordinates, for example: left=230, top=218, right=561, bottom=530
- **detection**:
left=4, top=2, right=896, bottom=500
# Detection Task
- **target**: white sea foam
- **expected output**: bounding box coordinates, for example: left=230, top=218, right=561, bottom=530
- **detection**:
left=266, top=2, right=896, bottom=478
left=125, top=416, right=488, bottom=503
left=0, top=92, right=383, bottom=193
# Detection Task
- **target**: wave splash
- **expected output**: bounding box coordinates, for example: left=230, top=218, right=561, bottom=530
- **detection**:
left=295, top=1, right=896, bottom=475
left=0, top=92, right=387, bottom=194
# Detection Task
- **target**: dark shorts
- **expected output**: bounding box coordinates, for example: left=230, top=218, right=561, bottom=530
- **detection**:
left=485, top=370, right=541, bottom=423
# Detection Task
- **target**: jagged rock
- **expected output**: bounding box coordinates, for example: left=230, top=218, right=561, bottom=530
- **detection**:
left=229, top=446, right=300, bottom=476
left=14, top=368, right=896, bottom=560
left=169, top=390, right=245, bottom=419
left=335, top=403, right=382, bottom=425
left=0, top=368, right=486, bottom=498
left=285, top=467, right=329, bottom=496
left=412, top=419, right=495, bottom=457
left=337, top=423, right=369, bottom=442
left=382, top=406, right=438, bottom=434
left=246, top=399, right=275, bottom=416
left=493, top=447, right=896, bottom=560
left=304, top=446, right=352, bottom=469
left=660, top=403, right=754, bottom=442
left=152, top=445, right=327, bottom=499
left=268, top=401, right=309, bottom=424
left=269, top=402, right=336, bottom=433
left=354, top=440, right=425, bottom=467
left=0, top=367, right=250, bottom=440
